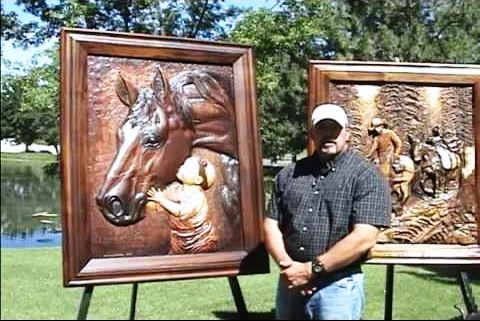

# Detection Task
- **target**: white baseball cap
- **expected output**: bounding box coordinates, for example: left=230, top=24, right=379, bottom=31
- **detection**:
left=311, top=103, right=348, bottom=128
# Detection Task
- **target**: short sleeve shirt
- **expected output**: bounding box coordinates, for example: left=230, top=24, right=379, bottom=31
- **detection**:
left=267, top=148, right=391, bottom=263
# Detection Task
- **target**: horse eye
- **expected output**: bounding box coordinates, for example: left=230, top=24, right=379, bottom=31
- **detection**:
left=142, top=126, right=164, bottom=149
left=143, top=136, right=160, bottom=148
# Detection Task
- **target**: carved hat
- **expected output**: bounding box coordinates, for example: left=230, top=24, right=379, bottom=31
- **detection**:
left=369, top=117, right=386, bottom=131
left=311, top=103, right=348, bottom=128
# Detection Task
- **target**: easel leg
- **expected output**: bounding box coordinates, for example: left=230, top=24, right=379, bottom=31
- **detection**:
left=228, top=276, right=248, bottom=319
left=77, top=285, right=94, bottom=320
left=457, top=270, right=478, bottom=316
left=384, top=265, right=395, bottom=320
left=129, top=283, right=139, bottom=320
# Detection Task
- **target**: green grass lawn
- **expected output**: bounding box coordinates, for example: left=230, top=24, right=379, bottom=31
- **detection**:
left=1, top=247, right=478, bottom=320
left=1, top=152, right=57, bottom=163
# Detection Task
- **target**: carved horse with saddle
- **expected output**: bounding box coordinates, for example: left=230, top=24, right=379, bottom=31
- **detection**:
left=408, top=134, right=463, bottom=197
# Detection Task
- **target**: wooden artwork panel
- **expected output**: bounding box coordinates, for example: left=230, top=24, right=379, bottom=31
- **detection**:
left=60, top=28, right=268, bottom=286
left=308, top=61, right=480, bottom=264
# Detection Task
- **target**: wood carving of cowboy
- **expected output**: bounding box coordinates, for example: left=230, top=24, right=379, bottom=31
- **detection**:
left=425, top=126, right=462, bottom=171
left=366, top=117, right=402, bottom=178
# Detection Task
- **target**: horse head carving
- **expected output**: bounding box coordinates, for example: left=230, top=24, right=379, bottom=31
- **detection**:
left=95, top=68, right=238, bottom=226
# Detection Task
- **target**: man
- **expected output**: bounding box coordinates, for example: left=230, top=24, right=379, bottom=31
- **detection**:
left=366, top=117, right=402, bottom=178
left=264, top=103, right=391, bottom=320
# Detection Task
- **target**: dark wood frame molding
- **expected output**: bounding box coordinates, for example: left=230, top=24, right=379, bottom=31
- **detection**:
left=60, top=28, right=268, bottom=286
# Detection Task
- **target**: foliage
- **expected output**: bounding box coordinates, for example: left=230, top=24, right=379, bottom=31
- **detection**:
left=2, top=0, right=243, bottom=48
left=229, top=2, right=342, bottom=159
left=334, top=0, right=480, bottom=63
left=1, top=0, right=244, bottom=157
left=2, top=0, right=479, bottom=160
left=0, top=2, right=35, bottom=53
left=1, top=48, right=59, bottom=153
left=229, top=0, right=479, bottom=159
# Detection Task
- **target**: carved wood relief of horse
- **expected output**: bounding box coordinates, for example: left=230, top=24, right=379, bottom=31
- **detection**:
left=95, top=68, right=239, bottom=228
left=408, top=135, right=462, bottom=197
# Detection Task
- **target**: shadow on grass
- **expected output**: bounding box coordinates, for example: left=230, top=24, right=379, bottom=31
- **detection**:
left=213, top=309, right=275, bottom=320
left=398, top=265, right=480, bottom=320
left=398, top=265, right=480, bottom=286
left=447, top=310, right=480, bottom=320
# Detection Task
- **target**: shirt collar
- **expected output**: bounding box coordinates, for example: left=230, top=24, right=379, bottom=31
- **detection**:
left=312, top=148, right=351, bottom=173
left=330, top=148, right=351, bottom=169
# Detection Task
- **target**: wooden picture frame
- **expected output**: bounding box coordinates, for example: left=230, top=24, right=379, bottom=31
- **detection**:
left=308, top=60, right=480, bottom=264
left=60, top=28, right=268, bottom=286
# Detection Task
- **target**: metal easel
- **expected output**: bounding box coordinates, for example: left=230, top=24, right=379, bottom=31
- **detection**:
left=76, top=276, right=248, bottom=320
left=383, top=265, right=478, bottom=320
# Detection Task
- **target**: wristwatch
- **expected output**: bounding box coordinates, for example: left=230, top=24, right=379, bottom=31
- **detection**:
left=311, top=257, right=326, bottom=276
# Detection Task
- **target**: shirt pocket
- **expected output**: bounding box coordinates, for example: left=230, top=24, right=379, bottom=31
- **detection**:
left=283, top=177, right=312, bottom=212
left=323, top=181, right=353, bottom=239
left=324, top=180, right=353, bottom=211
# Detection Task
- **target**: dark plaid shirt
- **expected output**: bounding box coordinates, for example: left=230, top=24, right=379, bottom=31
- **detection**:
left=267, top=148, right=391, bottom=267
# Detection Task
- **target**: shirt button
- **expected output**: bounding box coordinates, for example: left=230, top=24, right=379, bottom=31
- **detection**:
left=314, top=190, right=319, bottom=195
left=299, top=246, right=305, bottom=251
left=303, top=226, right=308, bottom=231
left=308, top=208, right=313, bottom=212
left=320, top=176, right=325, bottom=179
left=312, top=181, right=316, bottom=186
left=332, top=167, right=336, bottom=172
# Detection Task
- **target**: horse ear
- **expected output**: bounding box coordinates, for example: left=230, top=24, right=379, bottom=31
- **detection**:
left=152, top=68, right=171, bottom=100
left=115, top=74, right=138, bottom=107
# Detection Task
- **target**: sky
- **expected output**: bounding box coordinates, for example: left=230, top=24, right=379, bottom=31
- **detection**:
left=1, top=0, right=275, bottom=70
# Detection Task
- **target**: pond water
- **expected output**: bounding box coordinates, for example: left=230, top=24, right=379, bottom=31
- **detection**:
left=1, top=155, right=61, bottom=248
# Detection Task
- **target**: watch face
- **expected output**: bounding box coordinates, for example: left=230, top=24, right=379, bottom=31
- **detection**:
left=313, top=261, right=323, bottom=274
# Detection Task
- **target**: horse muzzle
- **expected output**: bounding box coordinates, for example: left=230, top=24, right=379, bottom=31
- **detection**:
left=96, top=192, right=146, bottom=226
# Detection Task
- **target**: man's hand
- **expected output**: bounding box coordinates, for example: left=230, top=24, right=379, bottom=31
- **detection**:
left=280, top=261, right=313, bottom=290
left=278, top=259, right=293, bottom=271
left=299, top=284, right=318, bottom=296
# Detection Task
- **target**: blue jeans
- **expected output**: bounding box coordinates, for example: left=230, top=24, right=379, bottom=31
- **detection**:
left=275, top=272, right=364, bottom=320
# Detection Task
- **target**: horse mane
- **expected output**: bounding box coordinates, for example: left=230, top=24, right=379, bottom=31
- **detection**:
left=170, top=70, right=237, bottom=159
left=170, top=70, right=230, bottom=105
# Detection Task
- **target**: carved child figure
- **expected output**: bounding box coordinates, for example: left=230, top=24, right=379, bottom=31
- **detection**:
left=147, top=155, right=218, bottom=254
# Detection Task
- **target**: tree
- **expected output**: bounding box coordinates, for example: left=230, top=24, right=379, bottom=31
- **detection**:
left=1, top=70, right=42, bottom=151
left=334, top=0, right=480, bottom=63
left=229, top=2, right=341, bottom=160
left=1, top=72, right=21, bottom=141
left=1, top=0, right=245, bottom=157
left=229, top=0, right=479, bottom=160
left=0, top=2, right=36, bottom=52
left=1, top=0, right=244, bottom=48
left=3, top=0, right=478, bottom=161
left=1, top=49, right=59, bottom=153
left=32, top=48, right=60, bottom=154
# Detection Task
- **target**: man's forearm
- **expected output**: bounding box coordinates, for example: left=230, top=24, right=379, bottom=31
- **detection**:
left=263, top=217, right=292, bottom=265
left=317, top=224, right=379, bottom=273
